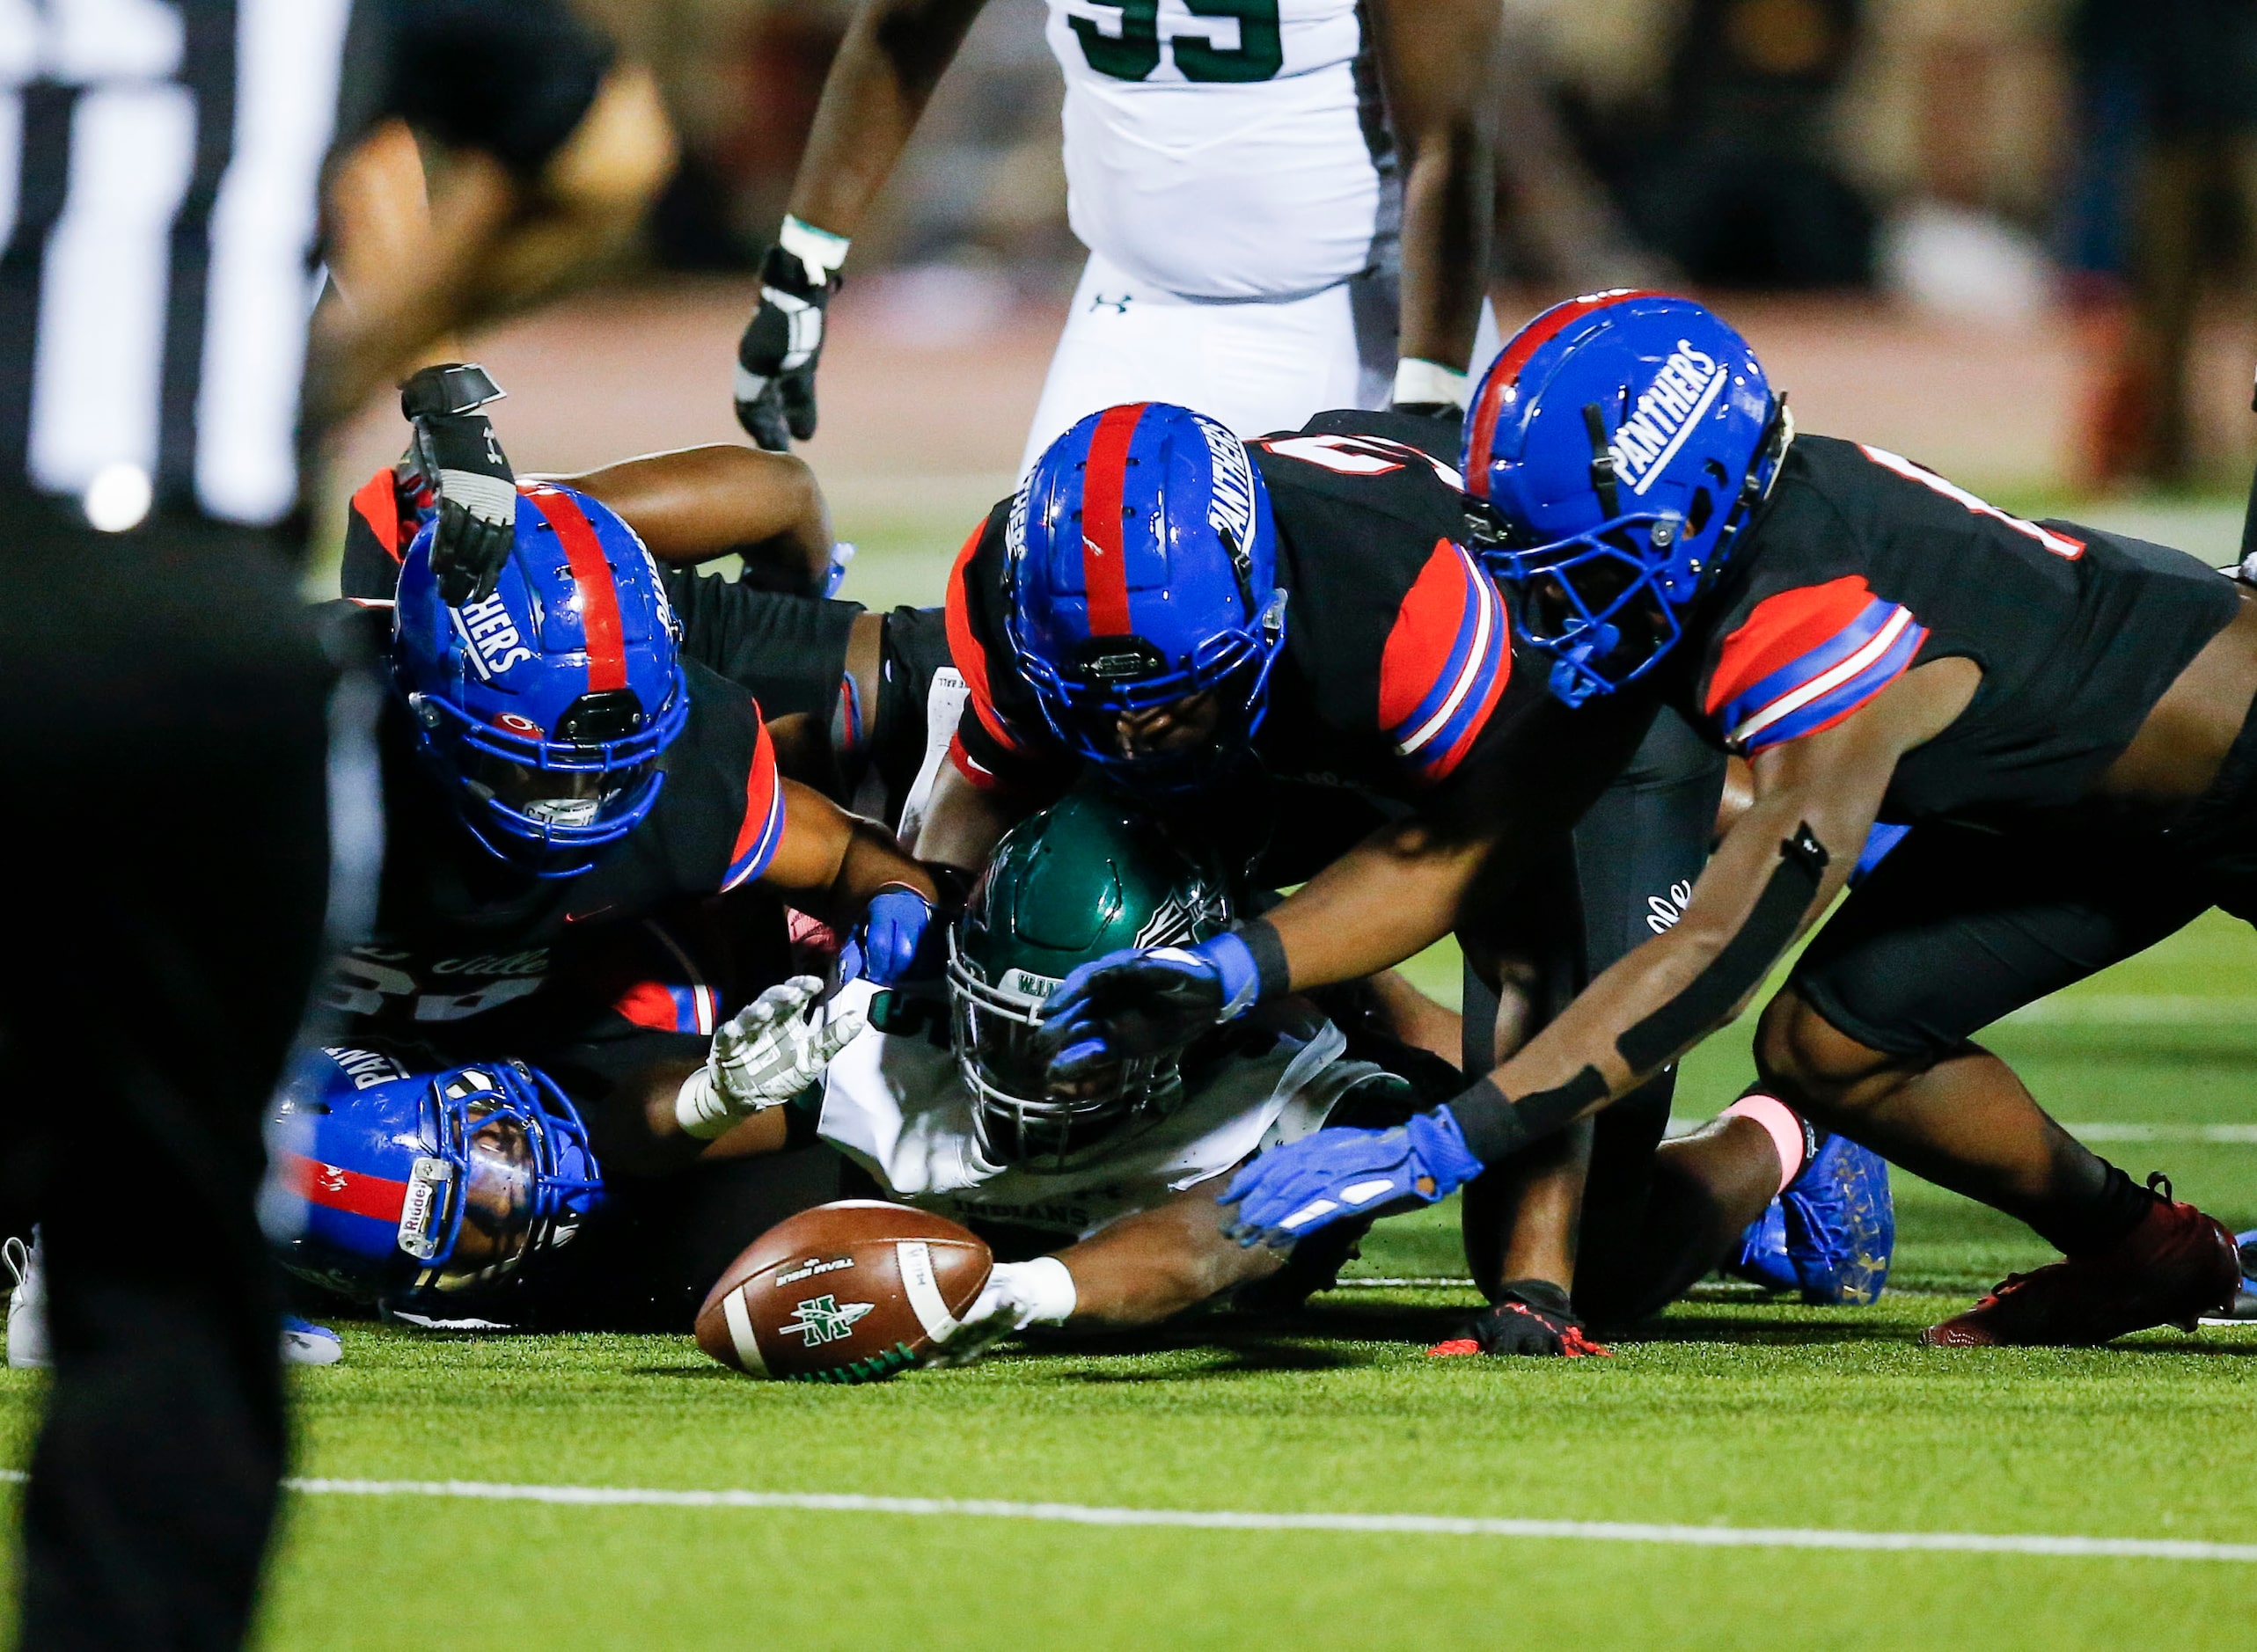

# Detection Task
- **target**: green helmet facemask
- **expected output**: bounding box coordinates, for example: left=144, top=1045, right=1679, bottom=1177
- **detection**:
left=949, top=786, right=1234, bottom=1169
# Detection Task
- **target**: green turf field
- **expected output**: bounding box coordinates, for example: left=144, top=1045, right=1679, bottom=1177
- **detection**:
left=5, top=914, right=2256, bottom=1649
left=50, top=485, right=2257, bottom=1647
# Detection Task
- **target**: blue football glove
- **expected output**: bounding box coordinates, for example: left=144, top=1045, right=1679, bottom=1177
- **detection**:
left=1220, top=1106, right=1485, bottom=1247
left=1037, top=932, right=1261, bottom=1089
left=840, top=887, right=936, bottom=986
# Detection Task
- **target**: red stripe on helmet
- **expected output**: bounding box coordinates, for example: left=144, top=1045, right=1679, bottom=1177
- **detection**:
left=524, top=483, right=627, bottom=693
left=283, top=1151, right=408, bottom=1224
left=1079, top=403, right=1147, bottom=638
left=1465, top=289, right=1658, bottom=499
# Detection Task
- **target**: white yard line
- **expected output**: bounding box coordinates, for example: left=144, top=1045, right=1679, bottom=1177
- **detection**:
left=4, top=1469, right=2245, bottom=1562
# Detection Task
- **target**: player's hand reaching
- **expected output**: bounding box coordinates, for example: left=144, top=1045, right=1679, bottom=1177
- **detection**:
left=839, top=886, right=938, bottom=986
left=1219, top=1107, right=1484, bottom=1247
left=399, top=362, right=516, bottom=606
left=735, top=221, right=846, bottom=450
left=924, top=1257, right=1078, bottom=1368
left=1427, top=1279, right=1613, bottom=1359
left=1037, top=933, right=1263, bottom=1088
left=674, top=976, right=863, bottom=1140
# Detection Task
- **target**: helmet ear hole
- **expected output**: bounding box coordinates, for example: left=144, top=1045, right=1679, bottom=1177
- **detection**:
left=1687, top=487, right=1715, bottom=538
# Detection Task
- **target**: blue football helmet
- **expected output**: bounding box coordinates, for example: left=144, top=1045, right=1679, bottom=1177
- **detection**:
left=1006, top=403, right=1286, bottom=788
left=1462, top=291, right=1792, bottom=705
left=268, top=1046, right=603, bottom=1308
left=392, top=482, right=690, bottom=876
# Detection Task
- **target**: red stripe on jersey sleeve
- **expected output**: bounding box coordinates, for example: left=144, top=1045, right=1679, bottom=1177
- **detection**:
left=350, top=468, right=404, bottom=562
left=1078, top=403, right=1147, bottom=637
left=1704, top=576, right=1880, bottom=719
left=943, top=517, right=1024, bottom=753
left=282, top=1151, right=408, bottom=1224
left=722, top=707, right=785, bottom=891
left=524, top=483, right=627, bottom=693
left=1379, top=540, right=1478, bottom=732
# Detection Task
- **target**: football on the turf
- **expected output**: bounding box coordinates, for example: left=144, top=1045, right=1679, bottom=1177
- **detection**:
left=695, top=1201, right=993, bottom=1382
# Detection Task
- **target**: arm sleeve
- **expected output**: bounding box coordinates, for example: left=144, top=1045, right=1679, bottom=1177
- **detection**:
left=364, top=0, right=615, bottom=179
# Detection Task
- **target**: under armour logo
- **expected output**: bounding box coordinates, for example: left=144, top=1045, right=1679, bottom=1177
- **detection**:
left=1089, top=292, right=1131, bottom=314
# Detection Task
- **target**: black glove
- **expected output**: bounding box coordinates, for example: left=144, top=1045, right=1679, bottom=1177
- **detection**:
left=400, top=363, right=515, bottom=607
left=1427, top=1279, right=1612, bottom=1359
left=735, top=242, right=837, bottom=450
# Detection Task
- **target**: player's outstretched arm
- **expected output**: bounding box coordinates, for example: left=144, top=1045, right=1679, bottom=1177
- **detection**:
left=736, top=0, right=994, bottom=447
left=926, top=1179, right=1287, bottom=1365
left=561, top=444, right=836, bottom=592
left=762, top=778, right=944, bottom=984
left=1369, top=0, right=1499, bottom=412
left=1220, top=660, right=1979, bottom=1246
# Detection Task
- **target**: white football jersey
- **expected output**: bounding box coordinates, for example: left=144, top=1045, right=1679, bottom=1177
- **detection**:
left=1043, top=0, right=1390, bottom=299
left=817, top=981, right=1378, bottom=1239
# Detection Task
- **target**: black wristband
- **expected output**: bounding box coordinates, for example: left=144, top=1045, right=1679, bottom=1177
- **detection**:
left=1234, top=917, right=1292, bottom=1003
left=1449, top=1065, right=1611, bottom=1166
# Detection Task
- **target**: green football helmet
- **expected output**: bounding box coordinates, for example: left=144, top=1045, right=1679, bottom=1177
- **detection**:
left=949, top=786, right=1235, bottom=1168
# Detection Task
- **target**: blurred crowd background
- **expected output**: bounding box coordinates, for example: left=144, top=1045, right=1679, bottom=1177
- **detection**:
left=326, top=0, right=2257, bottom=599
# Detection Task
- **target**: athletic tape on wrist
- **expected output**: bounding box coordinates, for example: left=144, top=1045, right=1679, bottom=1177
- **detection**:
left=1019, top=1255, right=1078, bottom=1325
left=1391, top=357, right=1469, bottom=410
left=780, top=215, right=850, bottom=278
left=1614, top=823, right=1829, bottom=1077
left=1448, top=1066, right=1610, bottom=1166
left=1235, top=917, right=1292, bottom=1004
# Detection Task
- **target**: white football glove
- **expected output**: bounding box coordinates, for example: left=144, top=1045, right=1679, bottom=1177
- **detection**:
left=674, top=976, right=863, bottom=1140
left=925, top=1256, right=1077, bottom=1368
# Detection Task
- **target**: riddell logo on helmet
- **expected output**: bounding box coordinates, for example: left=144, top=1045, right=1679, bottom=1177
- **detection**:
left=1607, top=341, right=1726, bottom=498
left=451, top=593, right=536, bottom=681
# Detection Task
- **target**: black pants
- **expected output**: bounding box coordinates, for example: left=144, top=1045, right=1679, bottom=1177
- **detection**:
left=0, top=515, right=336, bottom=1650
left=1462, top=708, right=1726, bottom=1322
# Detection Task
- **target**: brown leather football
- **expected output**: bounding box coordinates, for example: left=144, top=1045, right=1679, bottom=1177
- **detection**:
left=694, top=1200, right=993, bottom=1382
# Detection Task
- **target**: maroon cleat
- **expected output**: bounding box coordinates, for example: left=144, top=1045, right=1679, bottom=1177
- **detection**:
left=1922, top=1177, right=2240, bottom=1348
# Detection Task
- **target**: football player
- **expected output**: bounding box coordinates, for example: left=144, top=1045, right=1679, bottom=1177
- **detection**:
left=1073, top=290, right=2246, bottom=1347
left=341, top=369, right=964, bottom=836
left=732, top=0, right=1501, bottom=471
left=918, top=400, right=1887, bottom=1352
left=282, top=482, right=943, bottom=1326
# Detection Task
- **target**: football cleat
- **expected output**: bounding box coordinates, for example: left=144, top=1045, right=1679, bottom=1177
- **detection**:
left=5, top=1231, right=47, bottom=1371
left=4, top=1232, right=341, bottom=1368
left=1923, top=1176, right=2239, bottom=1347
left=280, top=1316, right=343, bottom=1366
left=2199, top=1228, right=2257, bottom=1325
left=1782, top=1134, right=1894, bottom=1305
left=1724, top=1198, right=1799, bottom=1293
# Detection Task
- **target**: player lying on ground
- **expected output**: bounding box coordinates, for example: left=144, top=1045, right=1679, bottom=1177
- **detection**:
left=1045, top=291, right=2246, bottom=1347
left=282, top=484, right=942, bottom=1320
left=916, top=401, right=1890, bottom=1353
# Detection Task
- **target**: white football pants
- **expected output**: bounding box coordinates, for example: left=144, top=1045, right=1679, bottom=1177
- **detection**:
left=1018, top=249, right=1396, bottom=478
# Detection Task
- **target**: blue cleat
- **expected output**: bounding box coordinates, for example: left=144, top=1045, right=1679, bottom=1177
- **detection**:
left=1726, top=1199, right=1799, bottom=1293
left=1781, top=1134, right=1894, bottom=1305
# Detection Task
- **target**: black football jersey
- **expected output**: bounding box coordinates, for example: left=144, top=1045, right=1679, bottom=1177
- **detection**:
left=1669, top=435, right=2240, bottom=822
left=947, top=410, right=1542, bottom=815
left=321, top=607, right=788, bottom=1066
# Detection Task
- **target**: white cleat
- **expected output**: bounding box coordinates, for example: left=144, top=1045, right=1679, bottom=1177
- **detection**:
left=5, top=1232, right=48, bottom=1371
left=4, top=1231, right=341, bottom=1368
